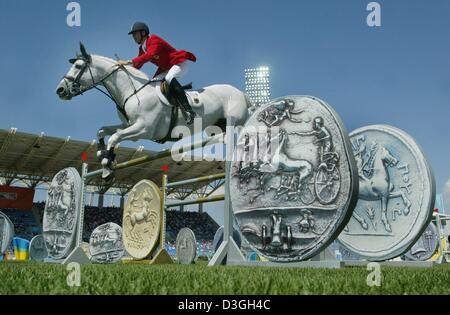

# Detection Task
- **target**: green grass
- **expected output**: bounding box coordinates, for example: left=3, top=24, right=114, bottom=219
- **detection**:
left=0, top=261, right=449, bottom=295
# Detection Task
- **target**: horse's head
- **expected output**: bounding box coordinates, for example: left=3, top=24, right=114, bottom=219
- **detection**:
left=56, top=42, right=94, bottom=100
left=380, top=147, right=398, bottom=167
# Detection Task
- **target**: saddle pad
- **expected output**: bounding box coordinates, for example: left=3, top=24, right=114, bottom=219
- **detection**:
left=186, top=91, right=202, bottom=108
left=156, top=86, right=202, bottom=108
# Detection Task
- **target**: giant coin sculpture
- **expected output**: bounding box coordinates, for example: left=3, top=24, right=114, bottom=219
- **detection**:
left=123, top=180, right=162, bottom=260
left=404, top=222, right=439, bottom=261
left=89, top=222, right=124, bottom=263
left=43, top=168, right=81, bottom=259
left=29, top=234, right=48, bottom=261
left=176, top=227, right=197, bottom=264
left=229, top=96, right=359, bottom=262
left=339, top=125, right=435, bottom=261
left=0, top=212, right=14, bottom=254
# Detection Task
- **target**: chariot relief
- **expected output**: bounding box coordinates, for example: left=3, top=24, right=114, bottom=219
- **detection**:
left=229, top=96, right=358, bottom=262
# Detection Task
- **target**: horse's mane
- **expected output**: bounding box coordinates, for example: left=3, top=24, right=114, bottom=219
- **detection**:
left=365, top=141, right=378, bottom=178
left=92, top=55, right=150, bottom=81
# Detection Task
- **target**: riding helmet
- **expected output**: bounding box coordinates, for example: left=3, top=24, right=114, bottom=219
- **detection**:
left=128, top=22, right=150, bottom=35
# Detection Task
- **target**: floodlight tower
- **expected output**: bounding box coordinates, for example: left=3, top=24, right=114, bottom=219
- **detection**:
left=244, top=66, right=271, bottom=107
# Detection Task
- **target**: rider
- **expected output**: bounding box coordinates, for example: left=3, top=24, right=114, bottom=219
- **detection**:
left=117, top=22, right=197, bottom=124
left=298, top=117, right=336, bottom=168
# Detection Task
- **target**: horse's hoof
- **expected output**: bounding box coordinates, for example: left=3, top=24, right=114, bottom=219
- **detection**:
left=101, top=158, right=110, bottom=167
left=102, top=168, right=115, bottom=181
left=97, top=150, right=105, bottom=159
left=384, top=224, right=392, bottom=233
left=404, top=207, right=410, bottom=216
left=362, top=222, right=369, bottom=230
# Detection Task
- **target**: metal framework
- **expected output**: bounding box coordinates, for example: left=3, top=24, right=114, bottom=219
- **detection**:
left=57, top=132, right=228, bottom=265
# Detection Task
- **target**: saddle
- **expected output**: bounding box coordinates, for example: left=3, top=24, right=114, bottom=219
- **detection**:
left=155, top=81, right=194, bottom=144
left=160, top=80, right=193, bottom=104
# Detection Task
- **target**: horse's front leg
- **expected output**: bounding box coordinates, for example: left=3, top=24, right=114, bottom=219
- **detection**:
left=380, top=196, right=392, bottom=233
left=101, top=121, right=149, bottom=179
left=97, top=124, right=127, bottom=161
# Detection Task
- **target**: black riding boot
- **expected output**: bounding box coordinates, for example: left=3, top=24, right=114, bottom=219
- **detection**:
left=169, top=78, right=197, bottom=125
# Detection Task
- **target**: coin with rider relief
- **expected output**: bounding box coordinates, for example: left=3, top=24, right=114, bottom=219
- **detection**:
left=229, top=96, right=359, bottom=262
left=89, top=222, right=124, bottom=263
left=338, top=125, right=435, bottom=261
left=123, top=180, right=162, bottom=260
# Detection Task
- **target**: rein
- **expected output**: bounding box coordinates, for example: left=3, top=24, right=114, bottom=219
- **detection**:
left=63, top=57, right=163, bottom=123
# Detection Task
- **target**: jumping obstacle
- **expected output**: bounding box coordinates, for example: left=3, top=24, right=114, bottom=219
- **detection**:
left=434, top=213, right=450, bottom=264
left=53, top=115, right=445, bottom=268
left=62, top=117, right=243, bottom=265
left=163, top=172, right=226, bottom=208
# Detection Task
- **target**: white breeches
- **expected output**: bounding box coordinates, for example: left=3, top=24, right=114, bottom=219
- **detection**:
left=154, top=60, right=191, bottom=83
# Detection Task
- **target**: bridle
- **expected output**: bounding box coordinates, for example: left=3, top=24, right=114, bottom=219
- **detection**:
left=63, top=56, right=163, bottom=123
left=63, top=56, right=110, bottom=96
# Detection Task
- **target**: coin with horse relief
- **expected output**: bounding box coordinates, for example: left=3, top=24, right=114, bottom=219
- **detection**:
left=123, top=180, right=162, bottom=260
left=338, top=125, right=435, bottom=261
left=176, top=227, right=197, bottom=264
left=229, top=96, right=359, bottom=262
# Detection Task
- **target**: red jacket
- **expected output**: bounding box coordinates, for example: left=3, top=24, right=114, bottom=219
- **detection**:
left=132, top=34, right=197, bottom=78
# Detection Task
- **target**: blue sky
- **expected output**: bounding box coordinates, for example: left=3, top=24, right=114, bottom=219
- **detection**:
left=1, top=0, right=450, bottom=223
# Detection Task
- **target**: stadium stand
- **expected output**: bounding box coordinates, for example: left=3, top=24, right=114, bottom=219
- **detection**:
left=1, top=209, right=42, bottom=240
left=165, top=210, right=219, bottom=242
left=33, top=203, right=218, bottom=242
left=2, top=203, right=219, bottom=258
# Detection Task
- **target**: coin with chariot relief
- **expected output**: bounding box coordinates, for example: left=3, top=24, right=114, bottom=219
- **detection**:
left=229, top=96, right=359, bottom=262
left=89, top=222, right=124, bottom=263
